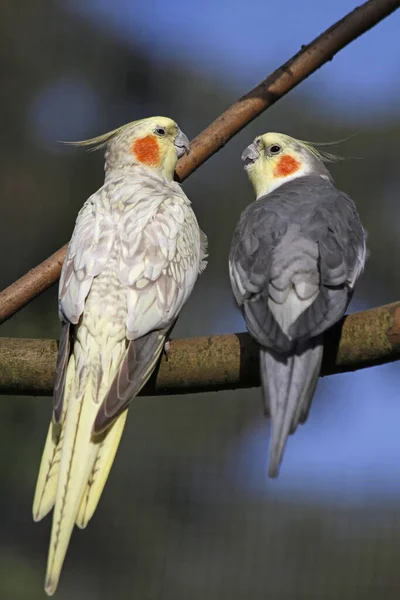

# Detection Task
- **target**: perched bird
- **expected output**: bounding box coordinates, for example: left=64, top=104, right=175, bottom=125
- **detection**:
left=33, top=116, right=207, bottom=595
left=229, top=132, right=366, bottom=477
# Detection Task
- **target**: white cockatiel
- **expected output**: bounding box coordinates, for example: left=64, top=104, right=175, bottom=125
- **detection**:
left=229, top=132, right=366, bottom=478
left=33, top=116, right=207, bottom=595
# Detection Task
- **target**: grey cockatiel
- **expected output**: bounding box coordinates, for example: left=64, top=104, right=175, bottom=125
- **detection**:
left=229, top=132, right=366, bottom=478
left=33, top=116, right=207, bottom=595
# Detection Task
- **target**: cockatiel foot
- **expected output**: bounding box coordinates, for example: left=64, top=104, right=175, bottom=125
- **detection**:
left=163, top=338, right=172, bottom=361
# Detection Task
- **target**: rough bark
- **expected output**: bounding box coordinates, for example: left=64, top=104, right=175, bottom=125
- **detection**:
left=1, top=302, right=400, bottom=397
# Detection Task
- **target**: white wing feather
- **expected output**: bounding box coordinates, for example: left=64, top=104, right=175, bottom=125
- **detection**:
left=59, top=192, right=115, bottom=324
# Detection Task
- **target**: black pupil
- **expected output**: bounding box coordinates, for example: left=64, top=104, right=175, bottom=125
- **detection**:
left=157, top=128, right=165, bottom=135
left=270, top=145, right=281, bottom=153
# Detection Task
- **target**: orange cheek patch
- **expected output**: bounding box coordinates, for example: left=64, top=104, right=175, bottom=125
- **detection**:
left=132, top=135, right=160, bottom=166
left=273, top=154, right=301, bottom=177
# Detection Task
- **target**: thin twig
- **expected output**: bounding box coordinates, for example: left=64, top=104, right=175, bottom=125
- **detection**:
left=0, top=0, right=399, bottom=325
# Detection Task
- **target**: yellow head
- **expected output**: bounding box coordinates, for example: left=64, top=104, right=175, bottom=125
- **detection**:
left=69, top=116, right=190, bottom=180
left=242, top=132, right=334, bottom=199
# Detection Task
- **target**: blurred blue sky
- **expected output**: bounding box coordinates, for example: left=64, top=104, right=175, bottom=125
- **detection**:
left=66, top=0, right=400, bottom=118
left=34, top=0, right=400, bottom=141
left=45, top=0, right=400, bottom=504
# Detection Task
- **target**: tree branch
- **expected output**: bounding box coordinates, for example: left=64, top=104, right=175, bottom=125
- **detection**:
left=1, top=302, right=400, bottom=397
left=0, top=0, right=399, bottom=325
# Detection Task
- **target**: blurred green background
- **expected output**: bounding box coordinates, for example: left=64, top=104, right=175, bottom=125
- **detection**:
left=1, top=0, right=400, bottom=598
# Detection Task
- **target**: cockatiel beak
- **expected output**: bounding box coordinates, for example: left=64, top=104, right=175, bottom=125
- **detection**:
left=174, top=129, right=190, bottom=158
left=241, top=142, right=260, bottom=169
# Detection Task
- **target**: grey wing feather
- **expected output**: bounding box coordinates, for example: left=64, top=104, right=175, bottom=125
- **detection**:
left=290, top=190, right=366, bottom=341
left=230, top=203, right=288, bottom=349
left=53, top=321, right=72, bottom=423
left=93, top=326, right=170, bottom=434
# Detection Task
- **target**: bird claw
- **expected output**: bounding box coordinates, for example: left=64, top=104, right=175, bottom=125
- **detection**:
left=163, top=338, right=172, bottom=361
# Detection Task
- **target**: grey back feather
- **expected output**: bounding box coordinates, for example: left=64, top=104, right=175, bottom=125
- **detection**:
left=229, top=175, right=366, bottom=353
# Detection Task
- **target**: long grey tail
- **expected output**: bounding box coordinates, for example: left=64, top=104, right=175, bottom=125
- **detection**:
left=260, top=336, right=323, bottom=478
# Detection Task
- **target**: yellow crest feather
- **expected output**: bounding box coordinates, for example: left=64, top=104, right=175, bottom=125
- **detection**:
left=60, top=121, right=139, bottom=152
left=298, top=132, right=360, bottom=164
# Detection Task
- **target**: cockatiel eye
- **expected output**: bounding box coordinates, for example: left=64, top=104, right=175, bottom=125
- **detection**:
left=155, top=127, right=166, bottom=136
left=267, top=144, right=282, bottom=155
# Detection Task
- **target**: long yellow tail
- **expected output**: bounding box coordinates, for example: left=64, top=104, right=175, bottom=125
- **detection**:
left=33, top=357, right=75, bottom=522
left=76, top=409, right=128, bottom=529
left=33, top=353, right=128, bottom=596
